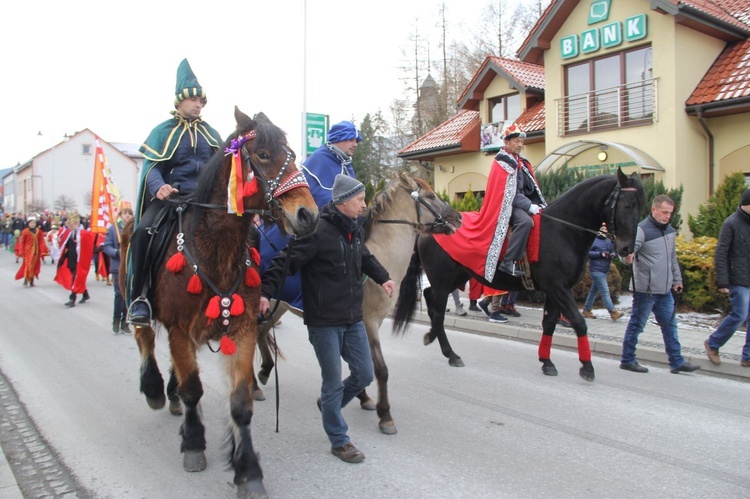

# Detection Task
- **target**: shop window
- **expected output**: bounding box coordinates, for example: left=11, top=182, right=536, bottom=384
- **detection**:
left=558, top=45, right=655, bottom=135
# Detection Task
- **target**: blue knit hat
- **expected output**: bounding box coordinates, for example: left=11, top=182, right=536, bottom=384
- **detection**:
left=327, top=121, right=362, bottom=143
left=174, top=59, right=206, bottom=107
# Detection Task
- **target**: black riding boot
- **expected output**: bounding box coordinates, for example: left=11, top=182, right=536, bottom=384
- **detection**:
left=79, top=290, right=90, bottom=304
left=112, top=317, right=120, bottom=334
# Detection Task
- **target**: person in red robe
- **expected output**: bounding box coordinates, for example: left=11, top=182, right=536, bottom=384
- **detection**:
left=54, top=214, right=94, bottom=307
left=434, top=123, right=546, bottom=281
left=15, top=216, right=49, bottom=287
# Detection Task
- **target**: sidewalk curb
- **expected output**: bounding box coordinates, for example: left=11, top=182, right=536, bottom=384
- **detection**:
left=414, top=310, right=750, bottom=381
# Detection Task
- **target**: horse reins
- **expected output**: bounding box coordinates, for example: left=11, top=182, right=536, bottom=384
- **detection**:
left=377, top=184, right=452, bottom=232
left=541, top=184, right=638, bottom=242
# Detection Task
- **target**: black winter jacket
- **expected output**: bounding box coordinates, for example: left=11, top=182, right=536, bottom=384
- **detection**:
left=261, top=203, right=391, bottom=327
left=715, top=206, right=750, bottom=288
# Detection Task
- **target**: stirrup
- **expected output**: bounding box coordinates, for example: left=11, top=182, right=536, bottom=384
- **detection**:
left=128, top=298, right=153, bottom=327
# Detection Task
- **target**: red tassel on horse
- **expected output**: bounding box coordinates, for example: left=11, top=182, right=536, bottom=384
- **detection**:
left=230, top=293, right=245, bottom=316
left=243, top=178, right=259, bottom=198
left=245, top=267, right=261, bottom=287
left=187, top=274, right=203, bottom=294
left=166, top=252, right=186, bottom=273
left=206, top=295, right=221, bottom=319
left=220, top=335, right=237, bottom=356
left=249, top=247, right=261, bottom=266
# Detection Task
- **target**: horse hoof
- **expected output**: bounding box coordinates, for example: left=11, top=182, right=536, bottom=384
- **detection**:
left=183, top=450, right=207, bottom=472
left=449, top=357, right=465, bottom=367
left=146, top=394, right=166, bottom=410
left=169, top=398, right=183, bottom=416
left=579, top=363, right=595, bottom=382
left=258, top=371, right=269, bottom=385
left=360, top=399, right=376, bottom=411
left=253, top=389, right=266, bottom=401
left=379, top=421, right=398, bottom=435
left=541, top=363, right=558, bottom=376
left=237, top=479, right=268, bottom=499
left=423, top=333, right=435, bottom=345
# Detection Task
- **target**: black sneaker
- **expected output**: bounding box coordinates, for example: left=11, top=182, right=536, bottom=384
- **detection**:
left=557, top=315, right=572, bottom=328
left=478, top=300, right=491, bottom=317
left=620, top=362, right=649, bottom=373
left=129, top=302, right=151, bottom=326
left=488, top=311, right=508, bottom=323
left=670, top=362, right=701, bottom=374
left=501, top=305, right=521, bottom=317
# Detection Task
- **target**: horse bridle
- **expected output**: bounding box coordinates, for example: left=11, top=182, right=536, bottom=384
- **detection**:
left=377, top=183, right=452, bottom=232
left=241, top=145, right=309, bottom=221
left=541, top=183, right=638, bottom=242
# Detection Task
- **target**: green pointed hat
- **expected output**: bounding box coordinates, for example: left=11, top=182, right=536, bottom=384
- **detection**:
left=174, top=58, right=207, bottom=107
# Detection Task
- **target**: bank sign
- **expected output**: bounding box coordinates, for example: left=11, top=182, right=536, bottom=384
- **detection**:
left=561, top=0, right=647, bottom=59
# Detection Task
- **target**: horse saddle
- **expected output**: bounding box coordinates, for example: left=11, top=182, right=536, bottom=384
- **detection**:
left=144, top=198, right=191, bottom=292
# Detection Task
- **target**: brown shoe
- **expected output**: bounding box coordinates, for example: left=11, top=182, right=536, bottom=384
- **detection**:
left=610, top=309, right=623, bottom=321
left=331, top=443, right=365, bottom=463
left=582, top=310, right=596, bottom=319
left=741, top=360, right=750, bottom=367
left=704, top=340, right=720, bottom=365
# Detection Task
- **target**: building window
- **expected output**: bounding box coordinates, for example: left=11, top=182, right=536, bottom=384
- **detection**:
left=82, top=144, right=92, bottom=155
left=489, top=94, right=521, bottom=124
left=558, top=45, right=655, bottom=135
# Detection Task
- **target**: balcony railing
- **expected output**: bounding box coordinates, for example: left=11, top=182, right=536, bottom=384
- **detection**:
left=556, top=78, right=658, bottom=136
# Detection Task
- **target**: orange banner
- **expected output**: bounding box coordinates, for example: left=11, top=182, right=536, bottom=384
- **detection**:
left=90, top=137, right=122, bottom=234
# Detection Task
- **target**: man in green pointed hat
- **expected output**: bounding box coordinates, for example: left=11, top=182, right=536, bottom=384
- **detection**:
left=127, top=58, right=223, bottom=326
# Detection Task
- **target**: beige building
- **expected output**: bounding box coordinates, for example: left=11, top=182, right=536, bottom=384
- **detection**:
left=399, top=0, right=750, bottom=233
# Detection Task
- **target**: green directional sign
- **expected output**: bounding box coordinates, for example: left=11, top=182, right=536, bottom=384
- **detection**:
left=305, top=113, right=328, bottom=157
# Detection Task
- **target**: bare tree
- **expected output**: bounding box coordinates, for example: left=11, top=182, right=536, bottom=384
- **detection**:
left=27, top=201, right=49, bottom=214
left=54, top=194, right=77, bottom=212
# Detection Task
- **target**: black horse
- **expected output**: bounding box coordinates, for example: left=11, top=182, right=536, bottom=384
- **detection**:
left=393, top=168, right=644, bottom=382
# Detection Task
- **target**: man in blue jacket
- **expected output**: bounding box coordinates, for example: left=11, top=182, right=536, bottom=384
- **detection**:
left=620, top=195, right=700, bottom=374
left=101, top=208, right=134, bottom=334
left=704, top=189, right=750, bottom=367
left=581, top=223, right=623, bottom=321
left=260, top=175, right=395, bottom=464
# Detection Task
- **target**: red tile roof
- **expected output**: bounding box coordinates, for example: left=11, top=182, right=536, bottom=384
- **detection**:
left=398, top=110, right=480, bottom=159
left=674, top=0, right=750, bottom=30
left=687, top=38, right=750, bottom=104
left=516, top=101, right=546, bottom=133
left=458, top=56, right=545, bottom=110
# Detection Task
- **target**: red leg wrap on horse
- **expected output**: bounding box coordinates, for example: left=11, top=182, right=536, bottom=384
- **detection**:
left=577, top=336, right=592, bottom=362
left=538, top=334, right=553, bottom=359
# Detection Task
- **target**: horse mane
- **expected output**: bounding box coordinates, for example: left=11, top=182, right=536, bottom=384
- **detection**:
left=362, top=176, right=431, bottom=240
left=549, top=172, right=644, bottom=208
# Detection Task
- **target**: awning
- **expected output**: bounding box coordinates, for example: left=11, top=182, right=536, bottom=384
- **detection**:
left=535, top=140, right=665, bottom=174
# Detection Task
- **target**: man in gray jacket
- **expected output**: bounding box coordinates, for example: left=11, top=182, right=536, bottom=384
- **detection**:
left=620, top=194, right=700, bottom=374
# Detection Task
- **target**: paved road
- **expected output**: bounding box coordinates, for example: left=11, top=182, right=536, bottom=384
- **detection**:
left=1, top=252, right=749, bottom=498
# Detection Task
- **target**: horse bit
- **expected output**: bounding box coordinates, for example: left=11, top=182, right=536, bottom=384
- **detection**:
left=378, top=184, right=452, bottom=232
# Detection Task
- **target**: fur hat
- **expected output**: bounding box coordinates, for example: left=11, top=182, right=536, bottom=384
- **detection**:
left=332, top=174, right=365, bottom=204
left=502, top=123, right=526, bottom=141
left=741, top=188, right=750, bottom=207
left=327, top=121, right=362, bottom=144
left=174, top=58, right=206, bottom=107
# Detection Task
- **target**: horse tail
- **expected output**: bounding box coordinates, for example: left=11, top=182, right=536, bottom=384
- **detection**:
left=392, top=246, right=423, bottom=335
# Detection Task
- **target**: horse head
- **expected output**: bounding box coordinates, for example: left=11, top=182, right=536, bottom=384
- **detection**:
left=394, top=173, right=462, bottom=234
left=608, top=168, right=645, bottom=257
left=232, top=108, right=318, bottom=237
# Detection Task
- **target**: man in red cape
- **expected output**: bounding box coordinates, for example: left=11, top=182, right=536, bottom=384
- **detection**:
left=434, top=124, right=546, bottom=282
left=54, top=214, right=94, bottom=307
left=15, top=216, right=49, bottom=286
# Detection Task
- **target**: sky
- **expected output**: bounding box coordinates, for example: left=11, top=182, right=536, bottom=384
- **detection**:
left=0, top=0, right=527, bottom=169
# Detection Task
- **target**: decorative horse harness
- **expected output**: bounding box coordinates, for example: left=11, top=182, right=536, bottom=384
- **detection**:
left=162, top=129, right=309, bottom=354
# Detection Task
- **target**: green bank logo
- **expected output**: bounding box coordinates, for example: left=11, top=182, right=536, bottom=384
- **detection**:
left=588, top=0, right=611, bottom=25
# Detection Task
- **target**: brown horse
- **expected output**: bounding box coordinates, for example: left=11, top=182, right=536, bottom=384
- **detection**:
left=253, top=173, right=461, bottom=435
left=120, top=108, right=317, bottom=498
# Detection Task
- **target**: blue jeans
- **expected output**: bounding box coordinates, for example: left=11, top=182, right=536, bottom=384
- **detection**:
left=621, top=291, right=686, bottom=369
left=583, top=271, right=615, bottom=312
left=308, top=322, right=374, bottom=448
left=707, top=285, right=750, bottom=362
